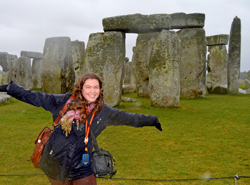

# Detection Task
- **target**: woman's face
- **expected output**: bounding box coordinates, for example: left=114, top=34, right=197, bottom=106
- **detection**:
left=82, top=79, right=100, bottom=103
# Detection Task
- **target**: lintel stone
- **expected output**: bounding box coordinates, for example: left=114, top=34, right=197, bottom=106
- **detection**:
left=102, top=13, right=171, bottom=33
left=170, top=12, right=205, bottom=29
left=20, top=51, right=43, bottom=59
left=206, top=34, right=229, bottom=46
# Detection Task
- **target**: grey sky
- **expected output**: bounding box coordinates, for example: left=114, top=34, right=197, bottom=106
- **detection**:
left=0, top=0, right=249, bottom=71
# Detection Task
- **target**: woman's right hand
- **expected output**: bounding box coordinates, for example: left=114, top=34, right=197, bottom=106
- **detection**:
left=0, top=84, right=8, bottom=92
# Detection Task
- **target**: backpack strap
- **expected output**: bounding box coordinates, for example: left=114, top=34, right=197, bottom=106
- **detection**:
left=52, top=94, right=76, bottom=127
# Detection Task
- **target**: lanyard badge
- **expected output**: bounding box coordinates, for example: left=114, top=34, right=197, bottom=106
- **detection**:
left=81, top=111, right=95, bottom=167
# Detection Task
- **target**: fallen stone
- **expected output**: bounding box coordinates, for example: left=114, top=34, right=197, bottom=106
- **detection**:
left=170, top=12, right=205, bottom=29
left=0, top=92, right=11, bottom=104
left=20, top=51, right=43, bottom=59
left=103, top=13, right=171, bottom=33
left=206, top=34, right=229, bottom=46
left=121, top=96, right=138, bottom=102
left=211, top=84, right=228, bottom=94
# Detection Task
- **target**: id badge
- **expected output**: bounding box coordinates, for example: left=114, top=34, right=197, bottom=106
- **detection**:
left=82, top=153, right=90, bottom=167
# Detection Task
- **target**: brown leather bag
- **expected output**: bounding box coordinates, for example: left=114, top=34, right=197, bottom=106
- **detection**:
left=30, top=94, right=75, bottom=168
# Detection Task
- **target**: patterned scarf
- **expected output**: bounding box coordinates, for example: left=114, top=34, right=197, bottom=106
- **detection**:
left=58, top=103, right=96, bottom=136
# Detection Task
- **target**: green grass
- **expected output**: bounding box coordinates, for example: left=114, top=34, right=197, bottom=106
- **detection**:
left=0, top=93, right=250, bottom=185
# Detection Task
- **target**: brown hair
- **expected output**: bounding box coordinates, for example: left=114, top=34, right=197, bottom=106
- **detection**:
left=69, top=73, right=104, bottom=120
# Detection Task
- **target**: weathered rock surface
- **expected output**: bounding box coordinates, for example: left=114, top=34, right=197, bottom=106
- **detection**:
left=42, top=37, right=75, bottom=94
left=170, top=13, right=205, bottom=29
left=247, top=70, right=250, bottom=80
left=211, top=84, right=228, bottom=95
left=246, top=88, right=250, bottom=95
left=16, top=56, right=32, bottom=89
left=20, top=51, right=43, bottom=59
left=134, top=32, right=160, bottom=97
left=149, top=30, right=181, bottom=107
left=0, top=52, right=9, bottom=72
left=71, top=40, right=85, bottom=81
left=103, top=13, right=171, bottom=33
left=122, top=84, right=136, bottom=94
left=228, top=16, right=241, bottom=95
left=206, top=34, right=229, bottom=46
left=206, top=45, right=228, bottom=90
left=6, top=54, right=18, bottom=84
left=0, top=92, right=11, bottom=104
left=177, top=28, right=207, bottom=98
left=244, top=79, right=250, bottom=89
left=83, top=31, right=125, bottom=107
left=32, top=58, right=42, bottom=89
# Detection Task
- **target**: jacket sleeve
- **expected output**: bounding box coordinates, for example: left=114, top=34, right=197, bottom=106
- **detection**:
left=6, top=81, right=71, bottom=115
left=104, top=104, right=159, bottom=128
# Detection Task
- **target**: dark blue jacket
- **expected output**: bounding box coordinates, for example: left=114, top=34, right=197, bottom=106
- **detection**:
left=7, top=82, right=160, bottom=182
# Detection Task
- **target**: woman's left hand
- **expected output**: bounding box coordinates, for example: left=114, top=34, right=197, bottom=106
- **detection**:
left=155, top=121, right=162, bottom=131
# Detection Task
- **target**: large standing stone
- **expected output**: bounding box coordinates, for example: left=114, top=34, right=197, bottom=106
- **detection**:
left=83, top=31, right=125, bottom=107
left=103, top=13, right=171, bottom=33
left=71, top=40, right=85, bottom=81
left=32, top=58, right=42, bottom=89
left=149, top=30, right=181, bottom=107
left=207, top=45, right=228, bottom=91
left=170, top=13, right=205, bottom=29
left=228, top=16, right=241, bottom=95
left=123, top=59, right=136, bottom=94
left=134, top=32, right=160, bottom=97
left=42, top=37, right=75, bottom=94
left=16, top=56, right=32, bottom=89
left=0, top=52, right=10, bottom=85
left=177, top=28, right=207, bottom=98
left=7, top=54, right=18, bottom=84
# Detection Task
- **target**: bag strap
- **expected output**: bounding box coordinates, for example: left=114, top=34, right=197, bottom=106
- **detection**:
left=88, top=121, right=101, bottom=152
left=52, top=94, right=76, bottom=127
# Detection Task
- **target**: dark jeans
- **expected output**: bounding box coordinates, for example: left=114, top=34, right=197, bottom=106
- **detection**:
left=47, top=174, right=97, bottom=185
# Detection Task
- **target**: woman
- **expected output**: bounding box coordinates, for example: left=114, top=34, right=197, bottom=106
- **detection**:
left=0, top=73, right=162, bottom=185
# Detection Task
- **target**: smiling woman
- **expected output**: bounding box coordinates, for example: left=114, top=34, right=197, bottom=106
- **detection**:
left=0, top=72, right=162, bottom=185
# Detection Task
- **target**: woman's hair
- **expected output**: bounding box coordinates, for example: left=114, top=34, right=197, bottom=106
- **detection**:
left=69, top=73, right=104, bottom=119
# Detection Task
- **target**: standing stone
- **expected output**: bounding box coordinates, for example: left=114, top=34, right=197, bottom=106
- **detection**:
left=0, top=52, right=10, bottom=85
left=123, top=59, right=136, bottom=94
left=228, top=16, right=241, bottom=95
left=83, top=31, right=125, bottom=107
left=134, top=32, right=160, bottom=97
left=244, top=79, right=250, bottom=89
left=177, top=28, right=207, bottom=98
left=71, top=40, right=85, bottom=81
left=32, top=58, right=42, bottom=89
left=246, top=70, right=250, bottom=80
left=7, top=54, right=18, bottom=84
left=149, top=30, right=181, bottom=107
left=42, top=37, right=75, bottom=94
left=207, top=45, right=228, bottom=91
left=16, top=56, right=32, bottom=89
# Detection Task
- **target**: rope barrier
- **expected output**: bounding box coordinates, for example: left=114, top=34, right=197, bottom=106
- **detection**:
left=1, top=173, right=250, bottom=182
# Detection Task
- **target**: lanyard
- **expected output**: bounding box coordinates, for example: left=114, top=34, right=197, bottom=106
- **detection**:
left=84, top=111, right=96, bottom=151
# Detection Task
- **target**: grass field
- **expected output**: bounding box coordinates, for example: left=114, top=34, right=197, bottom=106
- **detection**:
left=0, top=93, right=250, bottom=185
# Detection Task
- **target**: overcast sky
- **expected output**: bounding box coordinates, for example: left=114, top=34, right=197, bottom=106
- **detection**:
left=0, top=0, right=249, bottom=72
